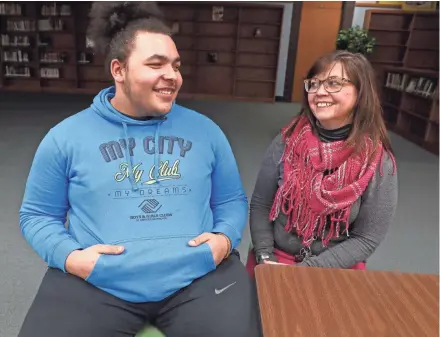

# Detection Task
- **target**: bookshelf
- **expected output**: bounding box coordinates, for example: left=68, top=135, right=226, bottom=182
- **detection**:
left=382, top=67, right=438, bottom=155
left=364, top=9, right=439, bottom=155
left=0, top=2, right=283, bottom=102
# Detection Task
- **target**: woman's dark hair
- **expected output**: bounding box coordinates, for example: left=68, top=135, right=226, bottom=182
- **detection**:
left=87, top=1, right=171, bottom=71
left=286, top=50, right=393, bottom=156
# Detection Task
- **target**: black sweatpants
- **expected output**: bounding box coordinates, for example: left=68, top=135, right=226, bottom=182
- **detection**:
left=18, top=252, right=262, bottom=337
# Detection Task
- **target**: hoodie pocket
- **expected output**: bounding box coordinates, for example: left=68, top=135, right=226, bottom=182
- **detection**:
left=85, top=236, right=216, bottom=302
left=85, top=255, right=104, bottom=282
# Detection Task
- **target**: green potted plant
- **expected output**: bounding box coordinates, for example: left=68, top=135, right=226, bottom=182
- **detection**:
left=336, top=26, right=376, bottom=55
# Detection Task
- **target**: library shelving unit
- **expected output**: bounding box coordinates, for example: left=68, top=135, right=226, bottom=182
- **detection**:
left=0, top=2, right=110, bottom=94
left=0, top=2, right=283, bottom=102
left=363, top=9, right=439, bottom=155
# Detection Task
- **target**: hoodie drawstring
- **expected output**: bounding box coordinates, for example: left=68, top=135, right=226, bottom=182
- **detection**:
left=122, top=122, right=139, bottom=191
left=154, top=122, right=161, bottom=184
left=122, top=119, right=164, bottom=192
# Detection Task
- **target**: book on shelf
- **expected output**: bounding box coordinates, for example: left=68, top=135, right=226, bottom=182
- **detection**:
left=6, top=19, right=35, bottom=32
left=3, top=50, right=30, bottom=62
left=385, top=72, right=409, bottom=91
left=1, top=34, right=30, bottom=47
left=40, top=67, right=60, bottom=79
left=0, top=3, right=22, bottom=16
left=38, top=18, right=65, bottom=31
left=41, top=4, right=71, bottom=17
left=40, top=52, right=65, bottom=63
left=385, top=72, right=437, bottom=99
left=4, top=65, right=31, bottom=77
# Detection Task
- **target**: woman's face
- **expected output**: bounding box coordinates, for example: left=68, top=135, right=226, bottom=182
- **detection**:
left=307, top=62, right=357, bottom=130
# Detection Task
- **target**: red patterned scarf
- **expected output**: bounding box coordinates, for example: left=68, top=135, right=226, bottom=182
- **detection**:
left=269, top=116, right=391, bottom=247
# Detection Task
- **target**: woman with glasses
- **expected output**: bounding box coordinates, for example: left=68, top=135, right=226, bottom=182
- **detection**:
left=246, top=50, right=398, bottom=275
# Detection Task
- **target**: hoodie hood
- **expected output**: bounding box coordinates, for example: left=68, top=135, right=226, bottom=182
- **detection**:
left=90, top=86, right=172, bottom=125
left=90, top=86, right=170, bottom=190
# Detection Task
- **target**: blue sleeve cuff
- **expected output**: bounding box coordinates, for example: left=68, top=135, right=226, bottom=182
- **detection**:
left=50, top=238, right=83, bottom=272
left=213, top=223, right=241, bottom=249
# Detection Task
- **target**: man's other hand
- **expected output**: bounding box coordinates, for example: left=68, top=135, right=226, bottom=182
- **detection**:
left=188, top=233, right=230, bottom=265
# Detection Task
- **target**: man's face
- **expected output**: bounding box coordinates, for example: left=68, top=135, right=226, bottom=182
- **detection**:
left=118, top=31, right=183, bottom=116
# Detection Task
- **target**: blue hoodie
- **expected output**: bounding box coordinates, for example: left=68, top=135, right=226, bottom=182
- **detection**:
left=19, top=86, right=248, bottom=302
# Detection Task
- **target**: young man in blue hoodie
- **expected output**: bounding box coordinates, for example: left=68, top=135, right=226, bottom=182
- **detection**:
left=18, top=3, right=260, bottom=337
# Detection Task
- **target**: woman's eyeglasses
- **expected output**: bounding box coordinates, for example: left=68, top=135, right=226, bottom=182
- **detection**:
left=304, top=77, right=352, bottom=93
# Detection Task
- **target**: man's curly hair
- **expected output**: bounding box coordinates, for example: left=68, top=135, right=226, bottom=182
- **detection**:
left=87, top=1, right=171, bottom=70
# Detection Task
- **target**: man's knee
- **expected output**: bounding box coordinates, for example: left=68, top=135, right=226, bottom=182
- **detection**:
left=200, top=254, right=261, bottom=336
left=18, top=268, right=146, bottom=337
left=210, top=300, right=261, bottom=337
left=157, top=253, right=262, bottom=337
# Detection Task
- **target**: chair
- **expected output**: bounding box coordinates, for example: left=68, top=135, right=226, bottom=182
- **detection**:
left=136, top=327, right=165, bottom=337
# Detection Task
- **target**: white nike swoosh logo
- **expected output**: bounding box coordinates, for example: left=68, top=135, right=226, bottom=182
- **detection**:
left=215, top=282, right=237, bottom=295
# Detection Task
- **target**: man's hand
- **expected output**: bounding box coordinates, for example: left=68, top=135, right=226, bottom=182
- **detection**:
left=65, top=244, right=124, bottom=279
left=188, top=233, right=230, bottom=265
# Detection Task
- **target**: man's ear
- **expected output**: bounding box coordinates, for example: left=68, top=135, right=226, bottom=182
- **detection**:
left=110, top=59, right=126, bottom=83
